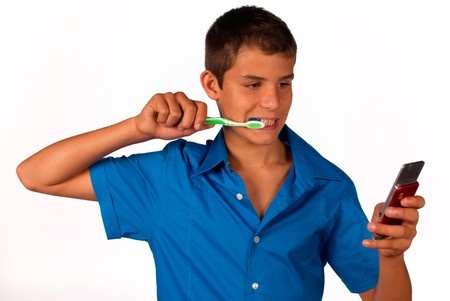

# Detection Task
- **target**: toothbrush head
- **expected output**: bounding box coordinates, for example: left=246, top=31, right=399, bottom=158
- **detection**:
left=246, top=118, right=265, bottom=129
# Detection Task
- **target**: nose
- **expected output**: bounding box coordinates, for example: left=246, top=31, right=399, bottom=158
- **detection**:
left=259, top=87, right=281, bottom=110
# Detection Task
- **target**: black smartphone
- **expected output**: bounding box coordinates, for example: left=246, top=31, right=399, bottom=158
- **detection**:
left=372, top=160, right=425, bottom=240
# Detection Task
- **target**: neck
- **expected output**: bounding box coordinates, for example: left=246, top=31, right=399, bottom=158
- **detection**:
left=225, top=135, right=291, bottom=171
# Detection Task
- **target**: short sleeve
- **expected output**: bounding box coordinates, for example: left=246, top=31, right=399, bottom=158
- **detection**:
left=325, top=184, right=379, bottom=293
left=90, top=152, right=166, bottom=241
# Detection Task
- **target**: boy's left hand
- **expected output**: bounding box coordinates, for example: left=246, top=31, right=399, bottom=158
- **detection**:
left=363, top=195, right=426, bottom=257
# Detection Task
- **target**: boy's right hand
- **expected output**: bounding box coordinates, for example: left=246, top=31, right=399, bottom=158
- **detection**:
left=134, top=92, right=213, bottom=141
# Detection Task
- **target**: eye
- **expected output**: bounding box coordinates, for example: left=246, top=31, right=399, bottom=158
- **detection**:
left=245, top=82, right=261, bottom=89
left=279, top=81, right=291, bottom=88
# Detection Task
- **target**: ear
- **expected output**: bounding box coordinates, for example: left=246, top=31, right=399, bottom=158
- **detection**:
left=200, top=70, right=220, bottom=101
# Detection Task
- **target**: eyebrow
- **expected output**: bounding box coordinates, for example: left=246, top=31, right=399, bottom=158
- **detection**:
left=240, top=73, right=295, bottom=81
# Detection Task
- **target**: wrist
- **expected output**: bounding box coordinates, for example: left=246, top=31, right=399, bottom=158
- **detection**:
left=127, top=116, right=155, bottom=143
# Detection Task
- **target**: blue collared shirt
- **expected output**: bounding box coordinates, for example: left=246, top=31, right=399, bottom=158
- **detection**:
left=90, top=125, right=378, bottom=300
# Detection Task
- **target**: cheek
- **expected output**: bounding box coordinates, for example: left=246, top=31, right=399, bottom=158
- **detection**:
left=217, top=92, right=250, bottom=113
left=283, top=92, right=293, bottom=107
left=217, top=101, right=244, bottom=117
left=284, top=100, right=293, bottom=112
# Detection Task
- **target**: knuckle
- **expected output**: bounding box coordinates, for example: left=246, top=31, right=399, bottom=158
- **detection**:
left=399, top=226, right=409, bottom=238
left=172, top=110, right=183, bottom=119
left=409, top=227, right=417, bottom=239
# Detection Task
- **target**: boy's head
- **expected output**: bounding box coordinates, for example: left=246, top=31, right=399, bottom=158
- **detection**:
left=205, top=6, right=297, bottom=89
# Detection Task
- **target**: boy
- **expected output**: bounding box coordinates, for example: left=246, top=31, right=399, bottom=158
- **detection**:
left=17, top=5, right=425, bottom=300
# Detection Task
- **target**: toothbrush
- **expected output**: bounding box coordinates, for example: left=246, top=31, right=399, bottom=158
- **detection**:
left=204, top=117, right=265, bottom=129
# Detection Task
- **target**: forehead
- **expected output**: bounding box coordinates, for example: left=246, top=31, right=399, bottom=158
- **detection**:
left=228, top=46, right=295, bottom=77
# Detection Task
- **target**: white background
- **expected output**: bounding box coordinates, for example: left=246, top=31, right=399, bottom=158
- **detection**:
left=1, top=0, right=449, bottom=300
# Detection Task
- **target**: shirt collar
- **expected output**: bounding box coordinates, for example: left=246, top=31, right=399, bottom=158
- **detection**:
left=283, top=125, right=348, bottom=188
left=195, top=126, right=302, bottom=176
left=196, top=129, right=229, bottom=175
left=196, top=125, right=342, bottom=187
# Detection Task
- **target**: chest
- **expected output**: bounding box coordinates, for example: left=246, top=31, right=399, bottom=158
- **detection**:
left=156, top=184, right=331, bottom=300
left=237, top=162, right=293, bottom=218
left=150, top=170, right=371, bottom=300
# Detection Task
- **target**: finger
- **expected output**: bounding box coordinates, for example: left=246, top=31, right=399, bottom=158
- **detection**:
left=368, top=220, right=417, bottom=241
left=193, top=101, right=210, bottom=130
left=176, top=94, right=200, bottom=129
left=389, top=207, right=419, bottom=224
left=362, top=237, right=412, bottom=256
left=151, top=93, right=171, bottom=123
left=163, top=92, right=185, bottom=126
left=370, top=202, right=384, bottom=223
left=177, top=98, right=212, bottom=131
left=400, top=195, right=425, bottom=209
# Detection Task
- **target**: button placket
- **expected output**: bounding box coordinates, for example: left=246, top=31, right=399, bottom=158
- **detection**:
left=249, top=234, right=262, bottom=293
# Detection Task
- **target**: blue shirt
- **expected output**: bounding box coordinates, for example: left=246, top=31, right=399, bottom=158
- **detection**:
left=90, top=125, right=379, bottom=300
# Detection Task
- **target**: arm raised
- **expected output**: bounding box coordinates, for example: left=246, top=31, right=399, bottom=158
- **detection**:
left=16, top=92, right=211, bottom=201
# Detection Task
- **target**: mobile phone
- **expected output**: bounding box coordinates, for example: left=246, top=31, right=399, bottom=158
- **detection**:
left=372, top=160, right=425, bottom=240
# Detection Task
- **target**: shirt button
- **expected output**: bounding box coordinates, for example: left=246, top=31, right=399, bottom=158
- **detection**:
left=252, top=282, right=259, bottom=290
left=253, top=236, right=260, bottom=244
left=236, top=193, right=244, bottom=200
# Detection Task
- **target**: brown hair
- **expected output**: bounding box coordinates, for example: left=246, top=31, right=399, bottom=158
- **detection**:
left=205, top=5, right=297, bottom=88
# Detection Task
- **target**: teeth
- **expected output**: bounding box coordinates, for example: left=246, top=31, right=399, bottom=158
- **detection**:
left=262, top=119, right=275, bottom=126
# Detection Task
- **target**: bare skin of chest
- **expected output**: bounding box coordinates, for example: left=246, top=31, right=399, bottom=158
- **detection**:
left=237, top=162, right=292, bottom=219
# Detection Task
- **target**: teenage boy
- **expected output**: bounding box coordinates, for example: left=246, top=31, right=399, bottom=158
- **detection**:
left=17, top=6, right=425, bottom=300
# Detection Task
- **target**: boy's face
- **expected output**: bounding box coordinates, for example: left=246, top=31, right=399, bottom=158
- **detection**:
left=216, top=46, right=295, bottom=145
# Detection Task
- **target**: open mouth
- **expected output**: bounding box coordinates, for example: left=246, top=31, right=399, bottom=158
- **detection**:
left=261, top=119, right=276, bottom=127
left=247, top=117, right=277, bottom=128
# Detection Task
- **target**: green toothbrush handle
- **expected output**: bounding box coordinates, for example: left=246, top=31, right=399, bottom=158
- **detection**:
left=204, top=117, right=227, bottom=125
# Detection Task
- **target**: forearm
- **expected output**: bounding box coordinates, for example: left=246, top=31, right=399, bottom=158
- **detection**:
left=372, top=254, right=412, bottom=301
left=17, top=92, right=210, bottom=199
left=17, top=117, right=145, bottom=192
